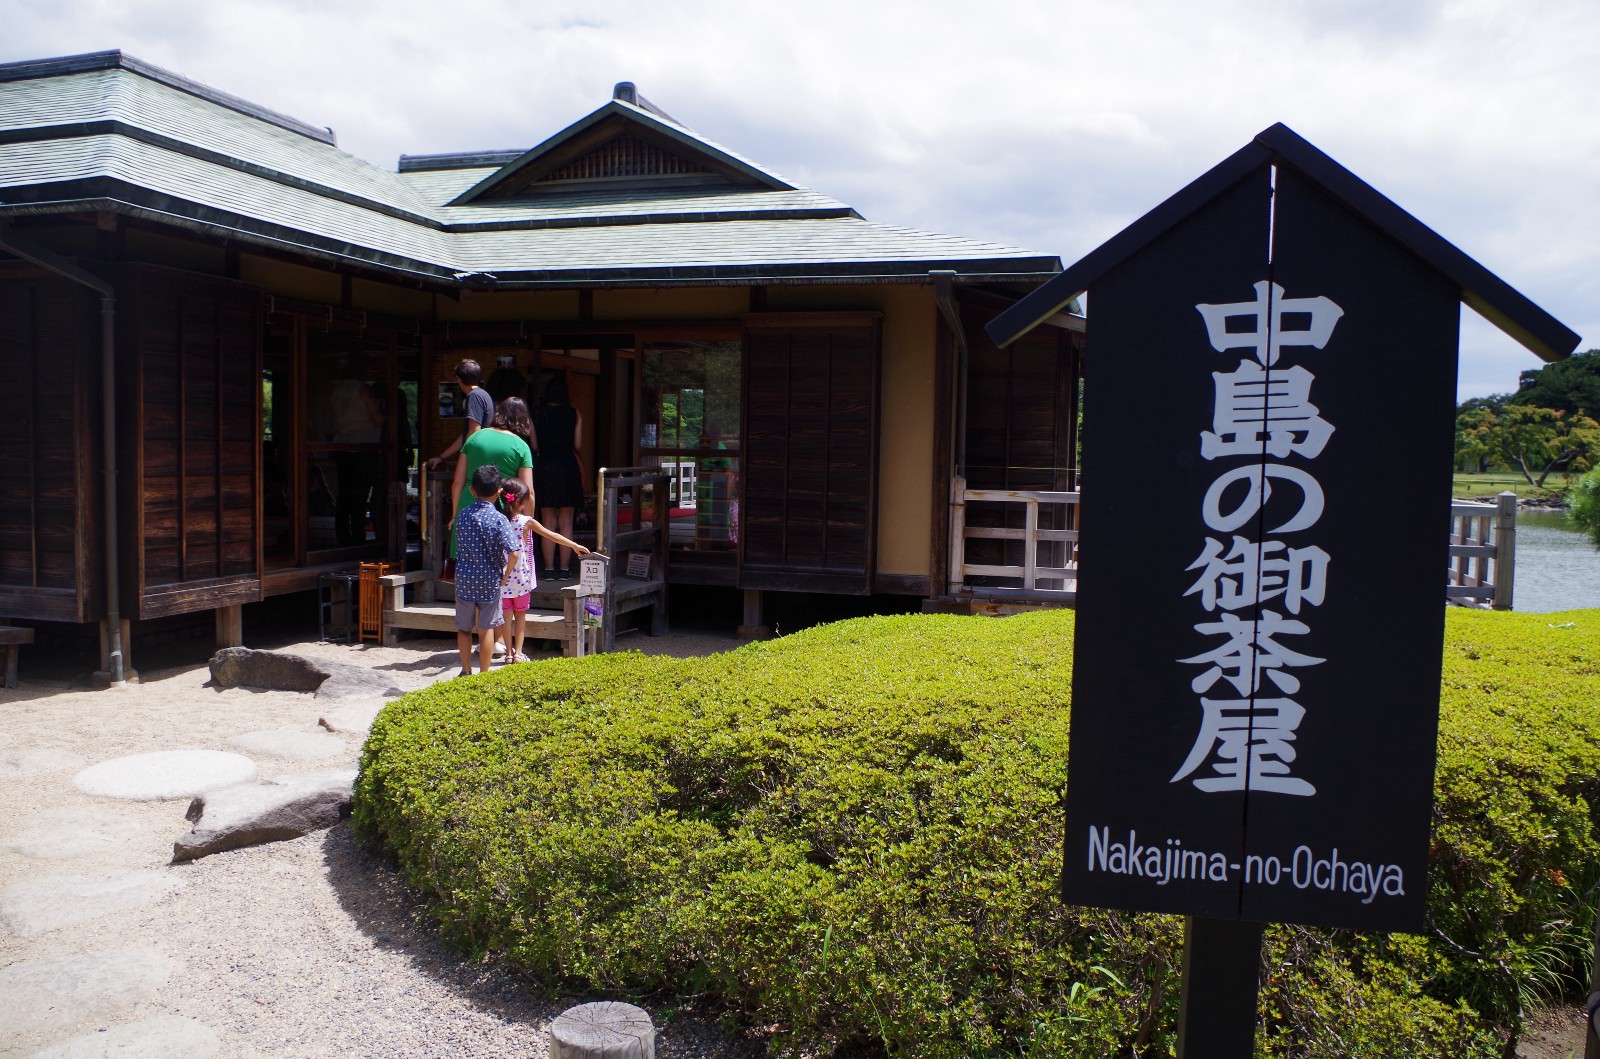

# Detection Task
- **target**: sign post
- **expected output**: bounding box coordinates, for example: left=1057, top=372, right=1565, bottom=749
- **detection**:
left=986, top=123, right=1580, bottom=1051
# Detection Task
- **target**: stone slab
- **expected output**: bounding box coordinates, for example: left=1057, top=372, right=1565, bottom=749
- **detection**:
left=0, top=748, right=89, bottom=779
left=73, top=750, right=258, bottom=801
left=316, top=701, right=385, bottom=735
left=227, top=729, right=348, bottom=762
left=1, top=870, right=184, bottom=938
left=2, top=808, right=145, bottom=858
left=0, top=947, right=176, bottom=1040
left=172, top=767, right=358, bottom=863
left=30, top=1016, right=221, bottom=1059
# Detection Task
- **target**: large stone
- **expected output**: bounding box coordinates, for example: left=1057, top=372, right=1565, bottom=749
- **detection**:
left=171, top=767, right=358, bottom=863
left=29, top=1016, right=221, bottom=1059
left=208, top=648, right=403, bottom=699
left=0, top=947, right=176, bottom=1041
left=0, top=871, right=184, bottom=938
left=73, top=750, right=258, bottom=801
left=548, top=1001, right=655, bottom=1059
left=2, top=807, right=145, bottom=859
left=209, top=647, right=327, bottom=691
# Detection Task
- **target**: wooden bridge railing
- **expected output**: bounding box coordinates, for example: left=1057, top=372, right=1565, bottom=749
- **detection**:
left=1447, top=491, right=1517, bottom=611
left=947, top=481, right=1518, bottom=611
left=948, top=477, right=1080, bottom=602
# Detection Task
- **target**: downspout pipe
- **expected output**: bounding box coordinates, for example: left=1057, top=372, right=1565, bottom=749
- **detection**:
left=930, top=270, right=969, bottom=478
left=0, top=221, right=127, bottom=686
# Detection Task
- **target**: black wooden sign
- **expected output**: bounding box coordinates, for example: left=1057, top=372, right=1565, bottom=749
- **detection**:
left=988, top=125, right=1578, bottom=934
left=1064, top=156, right=1462, bottom=932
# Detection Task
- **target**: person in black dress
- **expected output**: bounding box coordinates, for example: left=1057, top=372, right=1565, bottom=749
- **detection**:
left=532, top=378, right=584, bottom=578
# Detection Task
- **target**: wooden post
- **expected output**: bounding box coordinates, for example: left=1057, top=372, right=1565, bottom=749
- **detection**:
left=549, top=1001, right=654, bottom=1059
left=737, top=588, right=768, bottom=640
left=1494, top=491, right=1516, bottom=611
left=214, top=604, right=243, bottom=648
left=1176, top=917, right=1263, bottom=1058
left=948, top=476, right=968, bottom=597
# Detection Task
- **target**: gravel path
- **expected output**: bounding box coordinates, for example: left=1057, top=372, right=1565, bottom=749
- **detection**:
left=0, top=631, right=761, bottom=1059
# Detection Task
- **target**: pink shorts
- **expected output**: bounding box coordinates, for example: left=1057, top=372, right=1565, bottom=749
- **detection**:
left=503, top=593, right=530, bottom=613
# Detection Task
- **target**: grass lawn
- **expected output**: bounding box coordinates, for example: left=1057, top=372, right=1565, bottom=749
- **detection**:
left=1452, top=471, right=1571, bottom=500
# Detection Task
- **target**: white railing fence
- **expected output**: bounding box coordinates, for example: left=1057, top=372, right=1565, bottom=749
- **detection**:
left=947, top=481, right=1517, bottom=611
left=1447, top=491, right=1517, bottom=611
left=948, top=477, right=1080, bottom=601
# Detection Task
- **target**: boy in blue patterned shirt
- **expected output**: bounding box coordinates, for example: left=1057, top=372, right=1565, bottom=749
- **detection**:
left=453, top=464, right=521, bottom=676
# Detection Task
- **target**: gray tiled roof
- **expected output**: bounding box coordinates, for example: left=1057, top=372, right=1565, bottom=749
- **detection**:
left=0, top=52, right=1060, bottom=285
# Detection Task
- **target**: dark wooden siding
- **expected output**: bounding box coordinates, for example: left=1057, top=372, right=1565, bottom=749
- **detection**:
left=119, top=265, right=262, bottom=619
left=740, top=317, right=880, bottom=594
left=963, top=300, right=1080, bottom=491
left=0, top=274, right=96, bottom=622
left=959, top=300, right=1082, bottom=576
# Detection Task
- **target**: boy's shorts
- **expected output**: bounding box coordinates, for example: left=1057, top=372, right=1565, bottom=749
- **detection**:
left=503, top=592, right=531, bottom=613
left=455, top=598, right=504, bottom=632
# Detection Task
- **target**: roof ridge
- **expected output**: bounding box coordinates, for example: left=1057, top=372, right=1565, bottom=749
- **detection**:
left=0, top=50, right=337, bottom=146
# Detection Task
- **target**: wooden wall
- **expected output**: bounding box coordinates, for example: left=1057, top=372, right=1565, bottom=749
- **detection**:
left=0, top=273, right=97, bottom=622
left=740, top=314, right=881, bottom=594
left=117, top=265, right=262, bottom=619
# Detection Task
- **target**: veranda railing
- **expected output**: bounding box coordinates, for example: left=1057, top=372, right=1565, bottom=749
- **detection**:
left=1447, top=492, right=1517, bottom=611
left=947, top=477, right=1080, bottom=601
left=947, top=481, right=1518, bottom=610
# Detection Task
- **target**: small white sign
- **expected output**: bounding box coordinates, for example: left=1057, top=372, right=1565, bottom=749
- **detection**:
left=579, top=557, right=607, bottom=594
left=626, top=552, right=651, bottom=580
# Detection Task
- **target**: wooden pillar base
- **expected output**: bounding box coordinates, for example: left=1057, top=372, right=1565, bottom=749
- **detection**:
left=737, top=588, right=770, bottom=640
left=215, top=604, right=243, bottom=649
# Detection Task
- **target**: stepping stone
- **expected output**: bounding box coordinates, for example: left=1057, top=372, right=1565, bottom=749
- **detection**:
left=29, top=1016, right=220, bottom=1059
left=549, top=1001, right=655, bottom=1059
left=0, top=871, right=184, bottom=938
left=73, top=750, right=257, bottom=801
left=2, top=808, right=144, bottom=859
left=316, top=701, right=385, bottom=735
left=228, top=729, right=347, bottom=762
left=0, top=947, right=175, bottom=1040
left=172, top=768, right=358, bottom=863
left=0, top=748, right=88, bottom=779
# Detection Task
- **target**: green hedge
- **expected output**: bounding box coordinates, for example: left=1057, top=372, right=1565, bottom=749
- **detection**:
left=354, top=609, right=1600, bottom=1057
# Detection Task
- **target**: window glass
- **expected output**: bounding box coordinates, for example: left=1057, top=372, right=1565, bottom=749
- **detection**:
left=640, top=340, right=740, bottom=551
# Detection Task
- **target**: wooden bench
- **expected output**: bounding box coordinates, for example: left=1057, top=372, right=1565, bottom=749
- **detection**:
left=0, top=625, right=34, bottom=688
left=378, top=569, right=598, bottom=656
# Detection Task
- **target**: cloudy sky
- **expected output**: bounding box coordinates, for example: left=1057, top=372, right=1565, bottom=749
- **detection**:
left=7, top=0, right=1597, bottom=399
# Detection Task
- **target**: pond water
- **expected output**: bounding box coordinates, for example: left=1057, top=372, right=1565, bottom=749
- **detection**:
left=1507, top=510, right=1600, bottom=613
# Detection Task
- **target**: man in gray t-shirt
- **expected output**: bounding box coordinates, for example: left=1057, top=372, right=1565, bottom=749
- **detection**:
left=426, top=358, right=495, bottom=471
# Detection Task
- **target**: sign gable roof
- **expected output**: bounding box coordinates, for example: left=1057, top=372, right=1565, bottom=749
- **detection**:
left=987, top=122, right=1580, bottom=364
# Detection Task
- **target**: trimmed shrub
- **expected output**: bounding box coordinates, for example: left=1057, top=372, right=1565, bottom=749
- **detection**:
left=354, top=608, right=1600, bottom=1057
left=1570, top=466, right=1600, bottom=547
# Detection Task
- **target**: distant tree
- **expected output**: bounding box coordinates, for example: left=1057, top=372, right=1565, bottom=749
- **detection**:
left=1510, top=348, right=1600, bottom=416
left=1488, top=406, right=1600, bottom=488
left=1454, top=395, right=1511, bottom=472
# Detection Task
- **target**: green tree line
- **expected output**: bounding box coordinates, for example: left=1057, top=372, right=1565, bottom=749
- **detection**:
left=1455, top=349, right=1600, bottom=488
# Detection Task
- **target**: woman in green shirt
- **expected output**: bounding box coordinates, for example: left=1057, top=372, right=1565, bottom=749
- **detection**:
left=449, top=398, right=534, bottom=557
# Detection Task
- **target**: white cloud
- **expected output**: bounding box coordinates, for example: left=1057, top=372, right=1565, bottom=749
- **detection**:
left=4, top=0, right=1595, bottom=396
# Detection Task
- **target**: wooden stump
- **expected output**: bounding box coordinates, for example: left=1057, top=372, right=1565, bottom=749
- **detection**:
left=548, top=1001, right=655, bottom=1059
